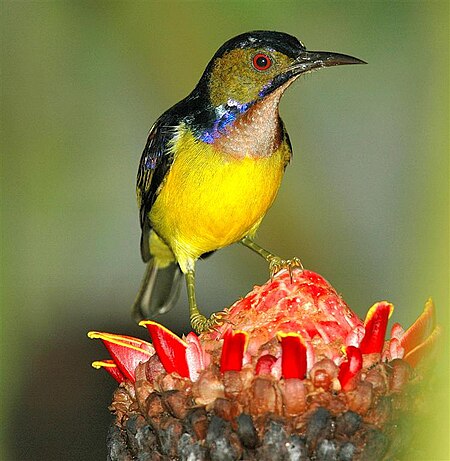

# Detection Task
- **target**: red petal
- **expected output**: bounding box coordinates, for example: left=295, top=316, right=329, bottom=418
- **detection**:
left=220, top=329, right=249, bottom=373
left=140, top=321, right=190, bottom=378
left=383, top=337, right=404, bottom=362
left=390, top=322, right=405, bottom=342
left=92, top=360, right=126, bottom=383
left=255, top=354, right=278, bottom=375
left=403, top=325, right=441, bottom=368
left=359, top=302, right=394, bottom=354
left=87, top=331, right=154, bottom=382
left=278, top=332, right=307, bottom=379
left=185, top=332, right=205, bottom=381
left=400, top=298, right=436, bottom=355
left=338, top=345, right=363, bottom=390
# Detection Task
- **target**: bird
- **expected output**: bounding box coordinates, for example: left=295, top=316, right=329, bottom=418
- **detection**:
left=133, top=30, right=365, bottom=333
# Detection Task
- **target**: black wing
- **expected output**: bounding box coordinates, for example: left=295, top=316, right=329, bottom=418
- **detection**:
left=137, top=113, right=177, bottom=262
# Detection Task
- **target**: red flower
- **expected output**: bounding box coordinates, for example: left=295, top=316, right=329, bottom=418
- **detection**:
left=89, top=270, right=440, bottom=390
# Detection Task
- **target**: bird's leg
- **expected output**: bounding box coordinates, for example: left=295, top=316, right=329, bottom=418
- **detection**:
left=240, top=236, right=303, bottom=280
left=185, top=266, right=224, bottom=333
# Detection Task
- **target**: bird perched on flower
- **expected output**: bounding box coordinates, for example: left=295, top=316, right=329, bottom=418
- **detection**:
left=133, top=30, right=365, bottom=332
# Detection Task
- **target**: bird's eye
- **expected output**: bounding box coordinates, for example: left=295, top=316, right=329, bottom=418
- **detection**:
left=252, top=53, right=272, bottom=71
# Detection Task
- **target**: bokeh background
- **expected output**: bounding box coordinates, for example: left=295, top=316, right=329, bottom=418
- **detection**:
left=1, top=1, right=448, bottom=460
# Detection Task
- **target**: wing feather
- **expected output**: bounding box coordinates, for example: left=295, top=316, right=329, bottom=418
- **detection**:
left=137, top=114, right=177, bottom=262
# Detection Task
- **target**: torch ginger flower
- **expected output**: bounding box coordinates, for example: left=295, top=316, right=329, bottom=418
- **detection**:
left=89, top=270, right=440, bottom=460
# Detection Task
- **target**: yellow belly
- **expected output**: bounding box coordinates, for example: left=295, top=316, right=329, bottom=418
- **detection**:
left=149, top=129, right=289, bottom=271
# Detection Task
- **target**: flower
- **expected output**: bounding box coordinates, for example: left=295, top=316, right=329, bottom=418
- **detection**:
left=89, top=269, right=440, bottom=460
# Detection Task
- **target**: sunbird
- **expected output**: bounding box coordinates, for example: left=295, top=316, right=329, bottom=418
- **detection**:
left=133, top=31, right=365, bottom=332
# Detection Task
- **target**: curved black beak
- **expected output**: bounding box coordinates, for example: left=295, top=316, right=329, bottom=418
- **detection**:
left=259, top=49, right=366, bottom=99
left=290, top=50, right=367, bottom=76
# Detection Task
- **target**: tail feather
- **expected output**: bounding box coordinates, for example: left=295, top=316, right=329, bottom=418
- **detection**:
left=132, top=259, right=182, bottom=322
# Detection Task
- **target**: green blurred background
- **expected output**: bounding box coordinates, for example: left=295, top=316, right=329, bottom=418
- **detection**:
left=1, top=1, right=448, bottom=460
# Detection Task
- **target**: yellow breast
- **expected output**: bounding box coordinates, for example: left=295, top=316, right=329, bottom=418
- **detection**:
left=149, top=129, right=290, bottom=271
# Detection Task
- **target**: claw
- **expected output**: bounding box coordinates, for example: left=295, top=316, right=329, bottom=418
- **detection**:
left=191, top=310, right=227, bottom=334
left=211, top=316, right=234, bottom=335
left=268, top=256, right=304, bottom=281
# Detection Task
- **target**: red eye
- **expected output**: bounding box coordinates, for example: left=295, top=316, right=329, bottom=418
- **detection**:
left=252, top=53, right=272, bottom=71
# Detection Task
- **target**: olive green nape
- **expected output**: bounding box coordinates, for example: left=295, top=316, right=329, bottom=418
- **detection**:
left=208, top=49, right=293, bottom=107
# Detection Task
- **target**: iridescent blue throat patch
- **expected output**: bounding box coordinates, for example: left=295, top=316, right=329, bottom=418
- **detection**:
left=199, top=100, right=252, bottom=143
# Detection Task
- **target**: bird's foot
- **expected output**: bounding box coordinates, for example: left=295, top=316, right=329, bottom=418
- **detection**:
left=190, top=310, right=229, bottom=334
left=267, top=256, right=304, bottom=281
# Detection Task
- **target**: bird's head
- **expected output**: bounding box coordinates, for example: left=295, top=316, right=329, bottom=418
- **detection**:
left=188, top=31, right=365, bottom=146
left=200, top=30, right=364, bottom=109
